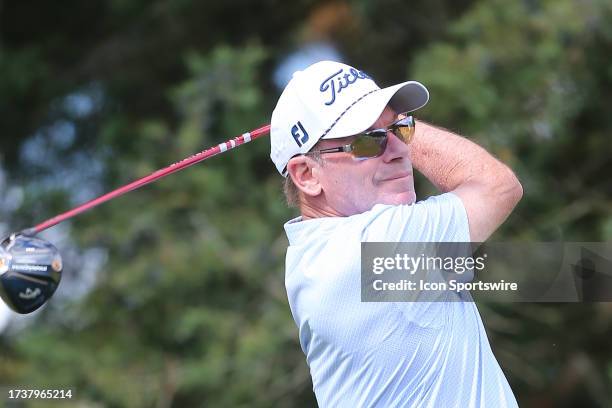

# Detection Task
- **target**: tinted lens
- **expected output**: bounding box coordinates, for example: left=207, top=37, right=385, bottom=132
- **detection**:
left=392, top=116, right=415, bottom=144
left=350, top=135, right=387, bottom=158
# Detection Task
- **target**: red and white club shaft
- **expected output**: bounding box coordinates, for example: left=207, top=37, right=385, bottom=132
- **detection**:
left=21, top=124, right=271, bottom=236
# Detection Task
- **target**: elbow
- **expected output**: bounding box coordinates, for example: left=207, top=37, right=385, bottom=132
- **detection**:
left=501, top=170, right=523, bottom=209
left=513, top=178, right=523, bottom=203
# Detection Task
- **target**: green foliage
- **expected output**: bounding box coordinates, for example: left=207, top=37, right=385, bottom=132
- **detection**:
left=412, top=0, right=612, bottom=241
left=1, top=0, right=611, bottom=406
left=2, top=39, right=307, bottom=407
left=410, top=0, right=612, bottom=404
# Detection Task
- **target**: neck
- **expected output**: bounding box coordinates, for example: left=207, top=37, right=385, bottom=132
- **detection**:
left=299, top=198, right=344, bottom=220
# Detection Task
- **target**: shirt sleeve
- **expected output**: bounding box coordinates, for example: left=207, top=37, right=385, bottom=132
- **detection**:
left=360, top=192, right=471, bottom=242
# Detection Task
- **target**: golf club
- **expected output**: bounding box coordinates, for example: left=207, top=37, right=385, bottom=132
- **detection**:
left=0, top=124, right=271, bottom=314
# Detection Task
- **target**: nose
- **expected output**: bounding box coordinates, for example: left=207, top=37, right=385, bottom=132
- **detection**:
left=381, top=130, right=410, bottom=163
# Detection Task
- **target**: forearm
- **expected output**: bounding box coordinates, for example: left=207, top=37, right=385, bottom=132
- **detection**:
left=410, top=120, right=518, bottom=193
left=410, top=120, right=523, bottom=241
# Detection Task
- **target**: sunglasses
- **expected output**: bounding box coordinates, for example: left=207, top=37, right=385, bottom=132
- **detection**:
left=309, top=116, right=415, bottom=160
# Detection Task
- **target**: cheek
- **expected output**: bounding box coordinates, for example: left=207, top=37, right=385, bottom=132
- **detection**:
left=326, top=167, right=363, bottom=204
left=322, top=161, right=379, bottom=212
left=348, top=163, right=379, bottom=202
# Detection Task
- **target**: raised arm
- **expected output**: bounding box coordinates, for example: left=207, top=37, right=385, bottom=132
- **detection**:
left=410, top=120, right=523, bottom=242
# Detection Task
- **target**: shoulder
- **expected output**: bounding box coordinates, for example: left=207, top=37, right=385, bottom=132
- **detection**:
left=359, top=193, right=469, bottom=242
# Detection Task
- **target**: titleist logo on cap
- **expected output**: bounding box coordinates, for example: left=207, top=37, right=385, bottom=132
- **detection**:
left=319, top=68, right=371, bottom=106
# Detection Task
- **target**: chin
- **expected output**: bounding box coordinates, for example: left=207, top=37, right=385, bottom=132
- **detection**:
left=381, top=191, right=417, bottom=206
left=400, top=191, right=417, bottom=205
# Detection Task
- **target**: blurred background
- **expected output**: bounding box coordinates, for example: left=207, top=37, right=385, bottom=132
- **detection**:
left=1, top=0, right=611, bottom=406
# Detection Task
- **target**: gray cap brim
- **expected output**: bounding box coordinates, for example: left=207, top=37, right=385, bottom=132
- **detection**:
left=321, top=81, right=429, bottom=140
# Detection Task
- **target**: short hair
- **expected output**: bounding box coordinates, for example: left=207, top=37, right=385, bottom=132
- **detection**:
left=283, top=176, right=300, bottom=208
left=283, top=149, right=325, bottom=208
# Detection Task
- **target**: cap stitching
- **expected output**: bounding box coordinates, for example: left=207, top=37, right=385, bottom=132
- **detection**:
left=319, top=88, right=380, bottom=139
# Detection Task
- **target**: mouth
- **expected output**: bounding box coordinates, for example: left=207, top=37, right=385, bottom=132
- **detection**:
left=382, top=171, right=413, bottom=182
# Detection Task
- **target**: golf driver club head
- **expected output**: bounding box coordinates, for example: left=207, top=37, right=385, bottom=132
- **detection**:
left=0, top=233, right=62, bottom=314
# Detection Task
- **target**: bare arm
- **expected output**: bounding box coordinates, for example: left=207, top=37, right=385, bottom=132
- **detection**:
left=410, top=120, right=523, bottom=241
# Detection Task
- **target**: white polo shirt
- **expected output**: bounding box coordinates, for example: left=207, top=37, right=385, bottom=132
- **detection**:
left=284, top=193, right=518, bottom=407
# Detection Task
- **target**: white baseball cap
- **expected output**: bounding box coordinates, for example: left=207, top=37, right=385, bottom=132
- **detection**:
left=270, top=60, right=429, bottom=176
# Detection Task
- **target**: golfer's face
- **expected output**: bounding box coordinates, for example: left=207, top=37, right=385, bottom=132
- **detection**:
left=316, top=106, right=417, bottom=216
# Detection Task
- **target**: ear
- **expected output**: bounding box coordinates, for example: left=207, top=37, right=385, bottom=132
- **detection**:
left=286, top=156, right=323, bottom=198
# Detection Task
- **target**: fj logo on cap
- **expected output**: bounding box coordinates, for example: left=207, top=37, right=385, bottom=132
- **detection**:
left=291, top=121, right=309, bottom=147
left=320, top=68, right=371, bottom=106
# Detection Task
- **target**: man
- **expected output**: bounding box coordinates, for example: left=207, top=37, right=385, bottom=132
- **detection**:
left=270, top=60, right=522, bottom=407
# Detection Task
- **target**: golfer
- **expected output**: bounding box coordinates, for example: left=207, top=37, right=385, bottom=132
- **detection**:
left=270, top=60, right=521, bottom=407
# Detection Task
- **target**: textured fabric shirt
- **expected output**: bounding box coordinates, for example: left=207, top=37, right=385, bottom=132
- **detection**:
left=284, top=193, right=518, bottom=407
